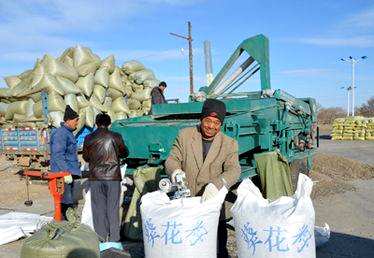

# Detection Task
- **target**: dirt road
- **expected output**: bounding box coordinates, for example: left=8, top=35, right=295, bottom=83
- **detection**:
left=318, top=138, right=374, bottom=165
left=312, top=139, right=374, bottom=257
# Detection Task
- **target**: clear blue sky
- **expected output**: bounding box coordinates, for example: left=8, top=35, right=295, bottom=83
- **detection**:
left=0, top=0, right=373, bottom=109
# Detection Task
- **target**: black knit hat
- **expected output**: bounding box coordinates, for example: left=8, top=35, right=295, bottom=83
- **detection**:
left=63, top=105, right=79, bottom=121
left=159, top=81, right=167, bottom=88
left=201, top=99, right=226, bottom=123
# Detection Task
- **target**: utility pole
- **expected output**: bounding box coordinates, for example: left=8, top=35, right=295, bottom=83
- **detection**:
left=340, top=56, right=368, bottom=116
left=170, top=21, right=194, bottom=95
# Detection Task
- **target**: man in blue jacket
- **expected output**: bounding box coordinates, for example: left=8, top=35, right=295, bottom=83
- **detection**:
left=50, top=105, right=80, bottom=220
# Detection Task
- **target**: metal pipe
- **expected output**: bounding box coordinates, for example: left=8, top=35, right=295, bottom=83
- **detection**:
left=218, top=64, right=260, bottom=96
left=227, top=66, right=260, bottom=94
left=212, top=56, right=254, bottom=95
left=351, top=59, right=355, bottom=116
left=347, top=88, right=350, bottom=116
left=204, top=41, right=214, bottom=85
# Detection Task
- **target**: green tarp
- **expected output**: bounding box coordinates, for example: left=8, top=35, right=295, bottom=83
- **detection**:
left=254, top=151, right=294, bottom=201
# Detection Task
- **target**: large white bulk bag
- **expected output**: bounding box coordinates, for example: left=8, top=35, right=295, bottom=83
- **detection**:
left=89, top=95, right=107, bottom=112
left=0, top=102, right=9, bottom=115
left=18, top=69, right=33, bottom=80
left=123, top=85, right=132, bottom=97
left=100, top=55, right=115, bottom=74
left=85, top=106, right=95, bottom=128
left=143, top=79, right=160, bottom=88
left=109, top=67, right=123, bottom=92
left=73, top=45, right=93, bottom=68
left=42, top=54, right=78, bottom=82
left=132, top=83, right=144, bottom=92
left=132, top=88, right=152, bottom=102
left=65, top=94, right=79, bottom=112
left=0, top=88, right=10, bottom=98
left=76, top=73, right=94, bottom=97
left=122, top=60, right=145, bottom=75
left=33, top=101, right=43, bottom=118
left=58, top=47, right=74, bottom=62
left=48, top=92, right=66, bottom=112
left=108, top=87, right=123, bottom=99
left=25, top=99, right=35, bottom=119
left=29, top=92, right=42, bottom=102
left=75, top=108, right=86, bottom=134
left=127, top=98, right=141, bottom=110
left=94, top=67, right=109, bottom=88
left=140, top=188, right=227, bottom=258
left=77, top=94, right=90, bottom=109
left=28, top=74, right=65, bottom=96
left=62, top=55, right=74, bottom=68
left=77, top=60, right=100, bottom=77
left=5, top=101, right=28, bottom=120
left=112, top=97, right=130, bottom=114
left=56, top=76, right=81, bottom=95
left=93, top=84, right=106, bottom=104
left=4, top=75, right=21, bottom=88
left=231, top=174, right=315, bottom=258
left=103, top=97, right=112, bottom=107
left=49, top=111, right=64, bottom=128
left=142, top=99, right=152, bottom=110
left=130, top=69, right=155, bottom=84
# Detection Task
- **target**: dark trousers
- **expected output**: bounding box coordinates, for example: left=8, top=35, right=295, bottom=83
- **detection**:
left=218, top=220, right=229, bottom=258
left=90, top=180, right=121, bottom=242
left=61, top=179, right=75, bottom=221
left=62, top=181, right=74, bottom=204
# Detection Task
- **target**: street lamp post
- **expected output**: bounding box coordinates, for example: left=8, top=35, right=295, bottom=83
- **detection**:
left=341, top=86, right=352, bottom=116
left=340, top=56, right=368, bottom=116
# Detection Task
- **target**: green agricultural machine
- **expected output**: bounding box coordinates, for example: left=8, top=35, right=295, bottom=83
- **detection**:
left=111, top=34, right=318, bottom=179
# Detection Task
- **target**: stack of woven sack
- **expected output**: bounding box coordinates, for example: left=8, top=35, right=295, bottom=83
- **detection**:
left=365, top=118, right=374, bottom=140
left=331, top=118, right=345, bottom=140
left=0, top=45, right=160, bottom=132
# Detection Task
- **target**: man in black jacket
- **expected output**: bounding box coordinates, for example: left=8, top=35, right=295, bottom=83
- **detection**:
left=151, top=81, right=167, bottom=104
left=82, top=113, right=128, bottom=249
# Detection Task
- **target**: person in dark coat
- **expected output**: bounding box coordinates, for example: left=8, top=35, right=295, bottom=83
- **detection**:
left=151, top=81, right=167, bottom=104
left=50, top=105, right=80, bottom=220
left=82, top=113, right=129, bottom=250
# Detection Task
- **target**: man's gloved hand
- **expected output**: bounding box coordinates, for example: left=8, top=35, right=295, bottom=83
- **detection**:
left=201, top=183, right=219, bottom=202
left=64, top=175, right=73, bottom=184
left=171, top=169, right=185, bottom=184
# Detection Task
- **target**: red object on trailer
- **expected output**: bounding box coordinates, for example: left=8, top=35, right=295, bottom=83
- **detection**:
left=23, top=170, right=71, bottom=221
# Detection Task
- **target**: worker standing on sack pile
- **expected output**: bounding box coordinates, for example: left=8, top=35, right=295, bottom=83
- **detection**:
left=50, top=105, right=81, bottom=220
left=165, top=99, right=241, bottom=258
left=151, top=81, right=168, bottom=104
left=82, top=113, right=129, bottom=252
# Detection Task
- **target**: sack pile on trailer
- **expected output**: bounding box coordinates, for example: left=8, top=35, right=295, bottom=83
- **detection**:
left=0, top=45, right=160, bottom=131
left=331, top=116, right=374, bottom=141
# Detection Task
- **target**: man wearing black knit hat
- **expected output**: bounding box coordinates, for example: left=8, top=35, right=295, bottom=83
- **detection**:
left=50, top=105, right=80, bottom=220
left=165, top=99, right=240, bottom=258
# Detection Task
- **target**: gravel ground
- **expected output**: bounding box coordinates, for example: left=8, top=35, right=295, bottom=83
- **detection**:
left=1, top=139, right=374, bottom=258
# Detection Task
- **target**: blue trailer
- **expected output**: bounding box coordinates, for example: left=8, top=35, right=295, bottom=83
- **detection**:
left=0, top=92, right=94, bottom=168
